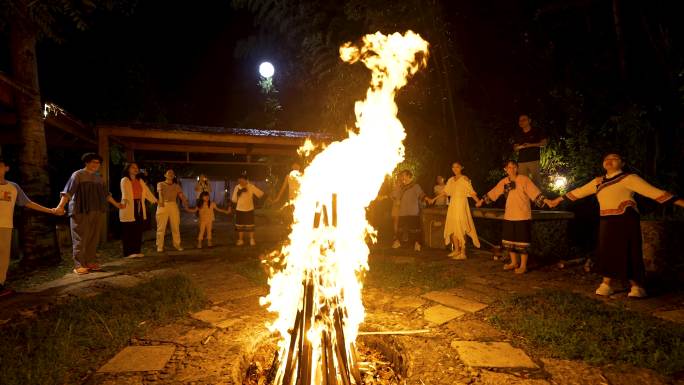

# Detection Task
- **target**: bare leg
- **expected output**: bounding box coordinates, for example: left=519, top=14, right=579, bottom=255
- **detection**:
left=515, top=253, right=528, bottom=274
left=504, top=251, right=518, bottom=270
left=450, top=234, right=461, bottom=255
left=392, top=216, right=399, bottom=239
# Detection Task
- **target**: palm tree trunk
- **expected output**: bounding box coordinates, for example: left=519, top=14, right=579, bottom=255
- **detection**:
left=10, top=21, right=61, bottom=267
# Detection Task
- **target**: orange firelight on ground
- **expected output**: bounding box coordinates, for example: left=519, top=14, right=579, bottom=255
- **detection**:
left=260, top=31, right=429, bottom=385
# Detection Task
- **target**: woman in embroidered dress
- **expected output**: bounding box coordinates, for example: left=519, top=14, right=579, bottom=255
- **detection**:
left=547, top=153, right=683, bottom=298
left=477, top=160, right=548, bottom=274
left=429, top=162, right=482, bottom=259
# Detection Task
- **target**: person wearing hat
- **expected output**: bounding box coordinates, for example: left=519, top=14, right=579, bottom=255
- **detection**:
left=56, top=153, right=125, bottom=275
left=231, top=173, right=264, bottom=246
left=547, top=152, right=684, bottom=298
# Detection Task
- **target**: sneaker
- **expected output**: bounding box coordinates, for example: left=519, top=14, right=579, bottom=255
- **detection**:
left=595, top=283, right=614, bottom=296
left=414, top=242, right=421, bottom=252
left=207, top=240, right=213, bottom=248
left=391, top=240, right=401, bottom=249
left=197, top=241, right=202, bottom=249
left=249, top=238, right=256, bottom=247
left=157, top=248, right=164, bottom=253
left=236, top=239, right=244, bottom=246
left=137, top=253, right=145, bottom=258
left=627, top=286, right=647, bottom=298
left=125, top=254, right=138, bottom=259
left=0, top=285, right=16, bottom=298
left=73, top=267, right=90, bottom=275
left=174, top=245, right=184, bottom=251
left=453, top=252, right=467, bottom=260
left=447, top=250, right=458, bottom=257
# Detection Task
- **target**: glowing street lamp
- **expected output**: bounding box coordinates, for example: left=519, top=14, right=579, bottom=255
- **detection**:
left=258, top=61, right=275, bottom=78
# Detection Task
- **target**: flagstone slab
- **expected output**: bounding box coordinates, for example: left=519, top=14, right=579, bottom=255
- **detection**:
left=422, top=291, right=489, bottom=313
left=100, top=275, right=143, bottom=288
left=205, top=286, right=267, bottom=304
left=653, top=309, right=684, bottom=324
left=541, top=359, right=607, bottom=385
left=98, top=345, right=175, bottom=373
left=424, top=305, right=465, bottom=325
left=391, top=256, right=416, bottom=264
left=190, top=307, right=233, bottom=327
left=601, top=364, right=668, bottom=385
left=478, top=371, right=549, bottom=385
left=451, top=341, right=538, bottom=368
left=445, top=320, right=505, bottom=341
left=391, top=296, right=426, bottom=310
left=24, top=271, right=118, bottom=293
left=144, top=325, right=214, bottom=346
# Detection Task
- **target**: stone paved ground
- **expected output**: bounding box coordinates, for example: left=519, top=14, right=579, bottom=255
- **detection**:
left=2, top=214, right=683, bottom=385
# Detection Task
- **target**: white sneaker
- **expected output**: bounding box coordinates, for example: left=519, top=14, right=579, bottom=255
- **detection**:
left=174, top=246, right=184, bottom=251
left=156, top=248, right=164, bottom=253
left=391, top=240, right=401, bottom=249
left=595, top=283, right=614, bottom=296
left=447, top=250, right=458, bottom=257
left=627, top=286, right=647, bottom=298
left=236, top=239, right=244, bottom=246
left=414, top=242, right=421, bottom=252
left=249, top=238, right=256, bottom=246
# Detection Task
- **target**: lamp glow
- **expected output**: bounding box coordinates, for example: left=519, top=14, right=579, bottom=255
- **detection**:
left=259, top=62, right=275, bottom=78
left=553, top=175, right=568, bottom=190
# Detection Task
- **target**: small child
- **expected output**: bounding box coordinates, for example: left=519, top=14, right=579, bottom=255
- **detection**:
left=194, top=191, right=231, bottom=248
left=1, top=157, right=63, bottom=297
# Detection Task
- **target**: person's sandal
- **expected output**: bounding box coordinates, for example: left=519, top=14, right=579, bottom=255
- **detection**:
left=73, top=267, right=90, bottom=275
left=85, top=263, right=102, bottom=271
left=503, top=263, right=518, bottom=271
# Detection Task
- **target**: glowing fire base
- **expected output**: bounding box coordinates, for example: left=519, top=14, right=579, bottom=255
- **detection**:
left=276, top=195, right=362, bottom=385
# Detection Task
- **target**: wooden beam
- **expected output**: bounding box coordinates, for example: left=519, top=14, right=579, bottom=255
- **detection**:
left=46, top=114, right=96, bottom=144
left=99, top=125, right=309, bottom=146
left=0, top=71, right=38, bottom=97
left=128, top=142, right=295, bottom=156
left=139, top=159, right=275, bottom=166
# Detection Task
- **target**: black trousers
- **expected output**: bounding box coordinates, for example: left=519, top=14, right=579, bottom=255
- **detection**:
left=121, top=200, right=144, bottom=257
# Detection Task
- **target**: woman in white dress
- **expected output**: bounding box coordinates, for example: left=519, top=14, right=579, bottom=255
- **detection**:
left=430, top=162, right=482, bottom=259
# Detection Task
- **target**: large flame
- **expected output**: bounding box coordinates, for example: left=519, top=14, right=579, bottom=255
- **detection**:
left=261, top=31, right=429, bottom=385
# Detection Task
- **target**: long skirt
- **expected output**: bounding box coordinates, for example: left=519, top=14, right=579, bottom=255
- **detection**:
left=596, top=208, right=645, bottom=284
left=121, top=199, right=144, bottom=257
left=501, top=219, right=532, bottom=254
left=235, top=210, right=255, bottom=232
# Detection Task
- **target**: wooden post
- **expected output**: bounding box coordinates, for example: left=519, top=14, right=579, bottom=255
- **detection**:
left=98, top=127, right=109, bottom=244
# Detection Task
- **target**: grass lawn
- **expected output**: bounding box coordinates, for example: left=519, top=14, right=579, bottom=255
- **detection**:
left=0, top=274, right=206, bottom=385
left=365, top=259, right=464, bottom=290
left=488, top=290, right=684, bottom=375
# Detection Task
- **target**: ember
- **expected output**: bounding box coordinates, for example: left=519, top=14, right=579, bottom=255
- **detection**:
left=259, top=31, right=429, bottom=385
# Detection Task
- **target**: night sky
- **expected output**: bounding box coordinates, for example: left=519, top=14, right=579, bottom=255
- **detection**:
left=2, top=0, right=683, bottom=188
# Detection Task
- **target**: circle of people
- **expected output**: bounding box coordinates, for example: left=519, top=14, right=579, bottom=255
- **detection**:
left=386, top=114, right=683, bottom=299
left=1, top=114, right=682, bottom=298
